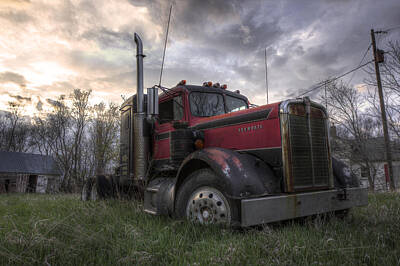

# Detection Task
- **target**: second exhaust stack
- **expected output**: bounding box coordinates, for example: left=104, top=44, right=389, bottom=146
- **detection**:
left=133, top=33, right=149, bottom=181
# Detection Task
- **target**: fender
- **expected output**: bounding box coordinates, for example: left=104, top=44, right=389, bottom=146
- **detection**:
left=332, top=157, right=360, bottom=188
left=176, top=147, right=280, bottom=199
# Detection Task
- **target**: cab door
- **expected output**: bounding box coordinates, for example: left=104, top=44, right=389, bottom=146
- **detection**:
left=153, top=93, right=187, bottom=166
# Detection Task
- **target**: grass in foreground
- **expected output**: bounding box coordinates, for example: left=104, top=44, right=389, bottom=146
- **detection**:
left=0, top=192, right=399, bottom=265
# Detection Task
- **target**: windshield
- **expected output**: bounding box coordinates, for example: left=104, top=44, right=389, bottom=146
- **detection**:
left=190, top=92, right=225, bottom=117
left=226, top=95, right=248, bottom=113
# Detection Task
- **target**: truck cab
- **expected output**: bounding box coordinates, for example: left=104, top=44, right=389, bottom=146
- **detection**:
left=152, top=83, right=272, bottom=171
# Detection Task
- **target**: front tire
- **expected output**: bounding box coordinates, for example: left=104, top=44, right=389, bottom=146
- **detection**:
left=174, top=169, right=239, bottom=226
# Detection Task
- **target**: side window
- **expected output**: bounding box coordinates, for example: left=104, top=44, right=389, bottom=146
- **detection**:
left=159, top=95, right=183, bottom=123
left=173, top=96, right=183, bottom=120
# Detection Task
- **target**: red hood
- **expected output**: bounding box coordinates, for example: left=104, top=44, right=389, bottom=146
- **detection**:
left=190, top=101, right=281, bottom=127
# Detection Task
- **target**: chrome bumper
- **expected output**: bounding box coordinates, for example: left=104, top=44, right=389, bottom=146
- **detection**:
left=240, top=187, right=368, bottom=227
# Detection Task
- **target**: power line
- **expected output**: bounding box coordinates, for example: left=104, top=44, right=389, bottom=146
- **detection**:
left=297, top=59, right=374, bottom=97
left=346, top=43, right=372, bottom=86
left=383, top=25, right=400, bottom=32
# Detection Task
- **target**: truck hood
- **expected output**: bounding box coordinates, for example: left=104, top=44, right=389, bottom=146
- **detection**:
left=190, top=102, right=281, bottom=128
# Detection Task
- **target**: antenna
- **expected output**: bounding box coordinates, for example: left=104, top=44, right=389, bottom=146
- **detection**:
left=159, top=4, right=172, bottom=87
left=264, top=48, right=269, bottom=104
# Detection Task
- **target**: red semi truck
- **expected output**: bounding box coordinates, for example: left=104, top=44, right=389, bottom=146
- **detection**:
left=82, top=33, right=368, bottom=227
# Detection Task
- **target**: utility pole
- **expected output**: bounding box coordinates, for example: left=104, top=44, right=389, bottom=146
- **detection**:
left=370, top=29, right=395, bottom=190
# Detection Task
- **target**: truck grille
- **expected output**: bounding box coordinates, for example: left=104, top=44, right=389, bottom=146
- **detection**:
left=288, top=114, right=330, bottom=190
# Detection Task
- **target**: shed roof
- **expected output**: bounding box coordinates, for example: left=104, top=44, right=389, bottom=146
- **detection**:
left=0, top=151, right=61, bottom=175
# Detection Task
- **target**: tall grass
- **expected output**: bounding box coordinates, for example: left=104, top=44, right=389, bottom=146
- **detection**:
left=0, top=193, right=399, bottom=265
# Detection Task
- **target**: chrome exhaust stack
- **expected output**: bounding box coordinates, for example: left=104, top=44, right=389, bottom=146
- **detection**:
left=133, top=33, right=149, bottom=181
left=134, top=33, right=145, bottom=113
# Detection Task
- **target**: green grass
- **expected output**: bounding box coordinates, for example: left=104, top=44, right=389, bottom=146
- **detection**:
left=0, top=193, right=399, bottom=265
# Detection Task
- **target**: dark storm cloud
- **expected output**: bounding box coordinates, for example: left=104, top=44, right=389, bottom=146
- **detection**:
left=56, top=0, right=400, bottom=104
left=46, top=98, right=64, bottom=108
left=173, top=0, right=282, bottom=52
left=81, top=27, right=134, bottom=50
left=0, top=10, right=33, bottom=23
left=0, top=71, right=27, bottom=88
left=125, top=0, right=400, bottom=103
left=8, top=94, right=31, bottom=102
left=35, top=82, right=75, bottom=99
left=121, top=1, right=302, bottom=97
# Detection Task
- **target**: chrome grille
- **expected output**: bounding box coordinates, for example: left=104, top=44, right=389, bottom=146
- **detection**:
left=289, top=114, right=329, bottom=190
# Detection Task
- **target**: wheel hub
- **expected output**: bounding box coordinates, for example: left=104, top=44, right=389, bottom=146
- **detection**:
left=186, top=187, right=231, bottom=225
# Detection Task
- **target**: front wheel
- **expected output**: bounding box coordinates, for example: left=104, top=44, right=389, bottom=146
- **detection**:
left=174, top=169, right=239, bottom=226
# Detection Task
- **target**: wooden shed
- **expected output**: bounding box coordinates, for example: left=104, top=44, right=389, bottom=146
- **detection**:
left=0, top=151, right=61, bottom=193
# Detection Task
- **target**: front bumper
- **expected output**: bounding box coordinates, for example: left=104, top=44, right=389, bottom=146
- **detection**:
left=240, top=187, right=368, bottom=227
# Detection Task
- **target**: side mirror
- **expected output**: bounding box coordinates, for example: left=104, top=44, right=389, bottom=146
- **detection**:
left=147, top=87, right=159, bottom=116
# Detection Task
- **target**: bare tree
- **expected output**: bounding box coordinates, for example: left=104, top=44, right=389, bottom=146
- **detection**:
left=323, top=80, right=380, bottom=190
left=31, top=115, right=52, bottom=156
left=43, top=95, right=75, bottom=191
left=0, top=113, right=7, bottom=149
left=70, top=89, right=91, bottom=188
left=0, top=102, right=32, bottom=152
left=89, top=102, right=120, bottom=176
left=27, top=89, right=121, bottom=192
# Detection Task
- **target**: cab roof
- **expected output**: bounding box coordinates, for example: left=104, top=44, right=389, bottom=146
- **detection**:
left=160, top=84, right=249, bottom=102
left=121, top=84, right=249, bottom=109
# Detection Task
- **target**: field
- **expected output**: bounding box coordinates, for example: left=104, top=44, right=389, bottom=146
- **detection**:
left=0, top=193, right=399, bottom=265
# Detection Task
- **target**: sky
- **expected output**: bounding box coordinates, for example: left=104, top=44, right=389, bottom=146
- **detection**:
left=0, top=0, right=400, bottom=115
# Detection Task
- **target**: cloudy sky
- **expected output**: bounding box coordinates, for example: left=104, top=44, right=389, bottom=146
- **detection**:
left=0, top=0, right=399, bottom=114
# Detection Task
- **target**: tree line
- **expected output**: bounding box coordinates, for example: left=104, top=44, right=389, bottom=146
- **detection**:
left=0, top=89, right=120, bottom=192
